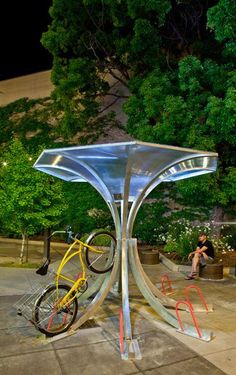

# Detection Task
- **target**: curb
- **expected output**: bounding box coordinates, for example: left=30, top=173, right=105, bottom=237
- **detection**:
left=159, top=253, right=191, bottom=273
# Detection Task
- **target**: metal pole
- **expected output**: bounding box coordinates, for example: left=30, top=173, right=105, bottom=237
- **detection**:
left=43, top=228, right=51, bottom=260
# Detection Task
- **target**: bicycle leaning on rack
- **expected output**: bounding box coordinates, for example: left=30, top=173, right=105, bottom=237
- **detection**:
left=15, top=228, right=116, bottom=337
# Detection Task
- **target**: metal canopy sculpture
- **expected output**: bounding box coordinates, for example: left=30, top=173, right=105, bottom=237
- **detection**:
left=34, top=141, right=218, bottom=359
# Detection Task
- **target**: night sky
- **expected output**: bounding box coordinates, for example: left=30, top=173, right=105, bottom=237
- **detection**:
left=0, top=1, right=52, bottom=81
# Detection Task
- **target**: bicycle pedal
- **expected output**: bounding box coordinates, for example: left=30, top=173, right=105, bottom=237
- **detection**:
left=62, top=308, right=73, bottom=315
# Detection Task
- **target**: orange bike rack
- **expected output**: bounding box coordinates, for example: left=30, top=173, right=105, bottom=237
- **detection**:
left=119, top=308, right=125, bottom=355
left=185, top=284, right=209, bottom=313
left=161, top=273, right=173, bottom=295
left=175, top=300, right=202, bottom=339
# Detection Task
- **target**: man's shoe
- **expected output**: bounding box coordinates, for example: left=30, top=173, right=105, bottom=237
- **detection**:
left=184, top=273, right=197, bottom=280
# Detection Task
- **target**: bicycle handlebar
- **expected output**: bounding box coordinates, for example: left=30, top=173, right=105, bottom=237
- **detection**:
left=48, top=230, right=66, bottom=239
left=37, top=226, right=77, bottom=276
left=48, top=226, right=78, bottom=244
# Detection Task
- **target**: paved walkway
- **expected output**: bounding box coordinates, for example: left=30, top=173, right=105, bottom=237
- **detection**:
left=0, top=264, right=235, bottom=375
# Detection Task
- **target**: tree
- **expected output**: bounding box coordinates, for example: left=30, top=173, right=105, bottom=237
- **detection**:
left=0, top=97, right=57, bottom=154
left=40, top=0, right=235, bottom=226
left=41, top=0, right=172, bottom=136
left=0, top=139, right=67, bottom=263
left=207, top=0, right=236, bottom=43
left=61, top=182, right=114, bottom=234
left=123, top=2, right=236, bottom=219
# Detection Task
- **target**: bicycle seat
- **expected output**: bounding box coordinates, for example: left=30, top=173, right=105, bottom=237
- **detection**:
left=36, top=258, right=50, bottom=276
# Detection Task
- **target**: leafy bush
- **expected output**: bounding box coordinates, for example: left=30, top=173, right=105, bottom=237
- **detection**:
left=61, top=182, right=114, bottom=235
left=133, top=199, right=169, bottom=245
left=220, top=224, right=236, bottom=250
left=158, top=219, right=200, bottom=259
left=158, top=219, right=235, bottom=260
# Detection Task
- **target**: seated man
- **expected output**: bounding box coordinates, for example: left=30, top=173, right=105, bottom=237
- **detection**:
left=185, top=232, right=215, bottom=280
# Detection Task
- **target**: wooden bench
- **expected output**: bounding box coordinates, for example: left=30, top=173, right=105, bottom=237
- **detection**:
left=199, top=263, right=223, bottom=280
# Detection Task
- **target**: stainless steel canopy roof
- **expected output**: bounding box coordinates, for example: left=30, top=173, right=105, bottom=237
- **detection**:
left=34, top=141, right=218, bottom=202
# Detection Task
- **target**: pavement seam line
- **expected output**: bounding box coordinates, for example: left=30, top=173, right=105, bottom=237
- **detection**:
left=52, top=346, right=68, bottom=375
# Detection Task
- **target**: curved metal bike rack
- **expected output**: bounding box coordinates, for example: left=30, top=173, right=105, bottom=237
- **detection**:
left=34, top=141, right=217, bottom=357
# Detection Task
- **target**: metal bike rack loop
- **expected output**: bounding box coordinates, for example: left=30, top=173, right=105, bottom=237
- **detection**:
left=34, top=140, right=217, bottom=358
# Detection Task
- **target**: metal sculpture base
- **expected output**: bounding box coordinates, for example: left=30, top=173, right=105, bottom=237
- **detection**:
left=45, top=237, right=213, bottom=360
left=121, top=339, right=142, bottom=361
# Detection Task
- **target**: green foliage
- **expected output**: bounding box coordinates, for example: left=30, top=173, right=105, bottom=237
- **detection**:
left=159, top=219, right=235, bottom=260
left=133, top=197, right=169, bottom=245
left=221, top=168, right=236, bottom=204
left=38, top=1, right=236, bottom=218
left=176, top=173, right=222, bottom=207
left=0, top=139, right=67, bottom=237
left=159, top=219, right=201, bottom=259
left=40, top=0, right=173, bottom=134
left=0, top=98, right=56, bottom=153
left=1, top=0, right=236, bottom=246
left=0, top=262, right=41, bottom=269
left=220, top=224, right=236, bottom=250
left=61, top=182, right=114, bottom=235
left=124, top=54, right=236, bottom=210
left=207, top=0, right=236, bottom=42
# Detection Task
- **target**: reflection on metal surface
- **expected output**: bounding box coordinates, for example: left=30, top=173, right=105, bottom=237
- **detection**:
left=51, top=155, right=62, bottom=166
left=34, top=141, right=218, bottom=357
left=34, top=141, right=217, bottom=203
left=129, top=238, right=213, bottom=342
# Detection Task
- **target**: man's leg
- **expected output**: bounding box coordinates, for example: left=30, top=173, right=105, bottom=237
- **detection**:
left=185, top=253, right=200, bottom=279
left=202, top=252, right=208, bottom=260
left=191, top=253, right=201, bottom=274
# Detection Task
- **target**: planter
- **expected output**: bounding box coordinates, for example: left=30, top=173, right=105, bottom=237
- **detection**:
left=199, top=263, right=223, bottom=280
left=229, top=265, right=236, bottom=277
left=138, top=246, right=160, bottom=265
left=140, top=250, right=159, bottom=265
left=229, top=262, right=236, bottom=277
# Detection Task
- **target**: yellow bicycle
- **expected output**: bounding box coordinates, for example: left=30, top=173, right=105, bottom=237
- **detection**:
left=33, top=228, right=116, bottom=336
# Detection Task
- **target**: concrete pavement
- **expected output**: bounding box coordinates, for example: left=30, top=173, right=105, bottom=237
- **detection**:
left=0, top=264, right=235, bottom=375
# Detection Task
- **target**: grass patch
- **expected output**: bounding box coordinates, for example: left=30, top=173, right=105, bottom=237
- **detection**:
left=0, top=262, right=41, bottom=269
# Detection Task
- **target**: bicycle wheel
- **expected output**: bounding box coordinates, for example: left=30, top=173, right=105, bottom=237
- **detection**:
left=85, top=231, right=116, bottom=274
left=34, top=284, right=78, bottom=336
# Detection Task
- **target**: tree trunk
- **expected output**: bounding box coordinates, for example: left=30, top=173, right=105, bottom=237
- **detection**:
left=210, top=206, right=224, bottom=254
left=43, top=228, right=51, bottom=260
left=25, top=234, right=29, bottom=263
left=210, top=206, right=224, bottom=238
left=19, top=232, right=26, bottom=264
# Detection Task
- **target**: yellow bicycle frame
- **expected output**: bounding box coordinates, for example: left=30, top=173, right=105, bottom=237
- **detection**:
left=55, top=238, right=105, bottom=308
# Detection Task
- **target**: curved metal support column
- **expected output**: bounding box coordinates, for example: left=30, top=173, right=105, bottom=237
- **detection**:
left=78, top=273, right=107, bottom=302
left=38, top=152, right=121, bottom=236
left=129, top=239, right=213, bottom=341
left=46, top=198, right=121, bottom=344
left=127, top=155, right=217, bottom=237
left=120, top=149, right=135, bottom=355
left=129, top=239, right=180, bottom=328
left=129, top=240, right=176, bottom=308
left=121, top=237, right=132, bottom=339
left=47, top=239, right=121, bottom=342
